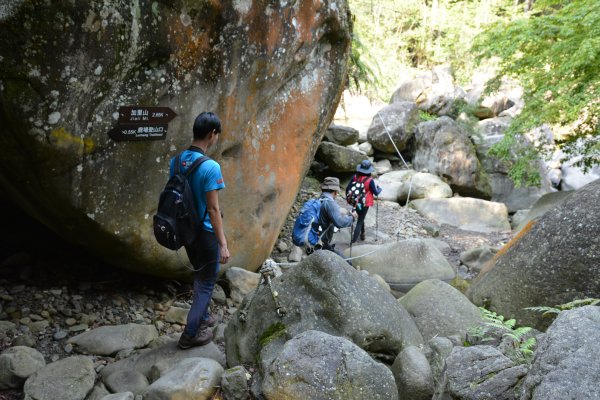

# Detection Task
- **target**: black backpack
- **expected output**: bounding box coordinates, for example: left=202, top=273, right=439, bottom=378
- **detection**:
left=153, top=153, right=210, bottom=250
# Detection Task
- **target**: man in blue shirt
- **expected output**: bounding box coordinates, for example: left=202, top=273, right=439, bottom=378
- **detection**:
left=170, top=111, right=230, bottom=349
left=317, top=177, right=357, bottom=259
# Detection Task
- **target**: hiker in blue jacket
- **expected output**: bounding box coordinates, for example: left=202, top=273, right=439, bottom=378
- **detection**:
left=317, top=177, right=357, bottom=256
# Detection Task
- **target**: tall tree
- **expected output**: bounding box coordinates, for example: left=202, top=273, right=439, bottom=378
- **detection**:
left=474, top=0, right=600, bottom=184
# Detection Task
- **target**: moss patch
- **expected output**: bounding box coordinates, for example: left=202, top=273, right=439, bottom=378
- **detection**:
left=259, top=322, right=286, bottom=347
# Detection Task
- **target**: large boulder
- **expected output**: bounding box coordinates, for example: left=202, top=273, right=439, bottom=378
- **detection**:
left=225, top=251, right=423, bottom=367
left=344, top=240, right=455, bottom=292
left=68, top=323, right=158, bottom=356
left=413, top=117, right=492, bottom=198
left=410, top=198, right=511, bottom=233
left=325, top=124, right=359, bottom=146
left=398, top=279, right=483, bottom=342
left=262, top=330, right=398, bottom=400
left=521, top=306, right=600, bottom=400
left=433, top=346, right=528, bottom=400
left=24, top=356, right=96, bottom=400
left=0, top=1, right=352, bottom=277
left=378, top=170, right=452, bottom=204
left=0, top=346, right=46, bottom=389
left=467, top=180, right=600, bottom=330
left=367, top=102, right=420, bottom=154
left=315, top=141, right=366, bottom=173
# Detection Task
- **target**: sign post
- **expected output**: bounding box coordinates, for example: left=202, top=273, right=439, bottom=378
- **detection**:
left=107, top=106, right=177, bottom=141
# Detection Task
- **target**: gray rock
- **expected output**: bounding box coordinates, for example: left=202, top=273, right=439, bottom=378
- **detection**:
left=510, top=210, right=530, bottom=230
left=0, top=346, right=46, bottom=389
left=379, top=170, right=452, bottom=204
left=414, top=117, right=491, bottom=198
left=100, top=393, right=134, bottom=400
left=411, top=197, right=511, bottom=233
left=221, top=366, right=250, bottom=400
left=315, top=141, right=366, bottom=172
left=468, top=180, right=600, bottom=330
left=399, top=279, right=483, bottom=341
left=262, top=330, right=398, bottom=400
left=225, top=251, right=423, bottom=367
left=163, top=307, right=189, bottom=325
left=325, top=124, right=359, bottom=145
left=211, top=284, right=227, bottom=305
left=85, top=383, right=111, bottom=400
left=288, top=246, right=303, bottom=262
left=225, top=267, right=260, bottom=306
left=358, top=141, right=374, bottom=155
left=346, top=240, right=455, bottom=292
left=141, top=358, right=223, bottom=400
left=514, top=190, right=574, bottom=231
left=375, top=159, right=392, bottom=175
left=103, top=370, right=149, bottom=395
left=434, top=346, right=527, bottom=400
left=367, top=102, right=420, bottom=154
left=520, top=306, right=600, bottom=400
left=392, top=345, right=434, bottom=400
left=0, top=320, right=16, bottom=334
left=423, top=337, right=454, bottom=386
left=560, top=163, right=600, bottom=191
left=460, top=246, right=497, bottom=273
left=100, top=339, right=225, bottom=380
left=24, top=356, right=96, bottom=400
left=68, top=323, right=158, bottom=356
left=390, top=73, right=432, bottom=104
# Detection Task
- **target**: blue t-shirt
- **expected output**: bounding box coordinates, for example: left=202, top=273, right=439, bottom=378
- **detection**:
left=169, top=150, right=225, bottom=232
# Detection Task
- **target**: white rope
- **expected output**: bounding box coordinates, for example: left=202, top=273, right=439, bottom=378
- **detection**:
left=275, top=246, right=385, bottom=267
left=377, top=112, right=415, bottom=208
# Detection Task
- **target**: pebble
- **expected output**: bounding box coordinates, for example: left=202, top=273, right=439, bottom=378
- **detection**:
left=69, top=324, right=88, bottom=332
left=54, top=330, right=68, bottom=340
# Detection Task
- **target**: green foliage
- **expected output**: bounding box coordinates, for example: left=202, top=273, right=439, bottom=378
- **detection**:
left=466, top=307, right=536, bottom=363
left=258, top=322, right=287, bottom=347
left=347, top=30, right=381, bottom=97
left=526, top=298, right=600, bottom=319
left=474, top=0, right=600, bottom=185
left=418, top=110, right=437, bottom=122
left=348, top=0, right=515, bottom=100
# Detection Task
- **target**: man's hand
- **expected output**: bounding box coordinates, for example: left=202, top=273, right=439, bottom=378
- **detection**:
left=351, top=211, right=358, bottom=220
left=220, top=245, right=230, bottom=264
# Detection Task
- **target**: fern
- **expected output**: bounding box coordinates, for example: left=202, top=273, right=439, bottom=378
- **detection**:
left=525, top=298, right=600, bottom=320
left=467, top=307, right=537, bottom=363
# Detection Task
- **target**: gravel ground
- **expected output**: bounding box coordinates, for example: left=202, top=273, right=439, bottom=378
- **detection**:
left=0, top=176, right=515, bottom=399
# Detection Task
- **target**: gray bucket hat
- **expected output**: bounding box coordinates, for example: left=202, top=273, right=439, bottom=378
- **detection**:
left=357, top=159, right=374, bottom=174
left=321, top=177, right=341, bottom=192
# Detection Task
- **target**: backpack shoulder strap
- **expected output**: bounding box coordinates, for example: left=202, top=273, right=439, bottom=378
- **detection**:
left=184, top=155, right=211, bottom=177
left=174, top=154, right=182, bottom=175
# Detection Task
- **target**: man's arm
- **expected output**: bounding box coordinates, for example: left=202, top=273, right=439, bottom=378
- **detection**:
left=206, top=190, right=230, bottom=264
left=324, top=200, right=354, bottom=229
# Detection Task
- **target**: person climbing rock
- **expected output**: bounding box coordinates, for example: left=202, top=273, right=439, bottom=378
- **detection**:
left=317, top=177, right=357, bottom=258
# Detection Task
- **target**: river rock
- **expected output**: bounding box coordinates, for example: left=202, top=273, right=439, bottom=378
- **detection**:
left=103, top=369, right=149, bottom=395
left=141, top=357, right=223, bottom=400
left=0, top=0, right=352, bottom=277
left=467, top=180, right=600, bottom=330
left=0, top=346, right=46, bottom=389
left=225, top=267, right=260, bottom=306
left=325, top=124, right=359, bottom=145
left=315, top=141, right=366, bottom=172
left=520, top=306, right=600, bottom=400
left=221, top=366, right=250, bottom=400
left=367, top=102, right=420, bottom=154
left=68, top=323, right=158, bottom=356
left=225, top=250, right=423, bottom=367
left=262, top=330, right=398, bottom=400
left=391, top=345, right=434, bottom=400
left=398, top=279, right=483, bottom=341
left=460, top=246, right=497, bottom=273
left=410, top=197, right=511, bottom=233
left=24, top=355, right=96, bottom=400
left=413, top=117, right=491, bottom=198
left=344, top=240, right=455, bottom=292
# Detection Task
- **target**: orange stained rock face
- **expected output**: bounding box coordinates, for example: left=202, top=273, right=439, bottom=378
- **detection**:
left=478, top=219, right=536, bottom=277
left=219, top=79, right=325, bottom=270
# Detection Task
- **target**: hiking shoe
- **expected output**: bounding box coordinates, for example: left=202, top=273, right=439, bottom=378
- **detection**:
left=360, top=232, right=365, bottom=241
left=199, top=314, right=219, bottom=330
left=177, top=328, right=213, bottom=349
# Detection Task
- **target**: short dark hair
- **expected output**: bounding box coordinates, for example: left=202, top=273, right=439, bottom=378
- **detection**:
left=193, top=112, right=221, bottom=139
